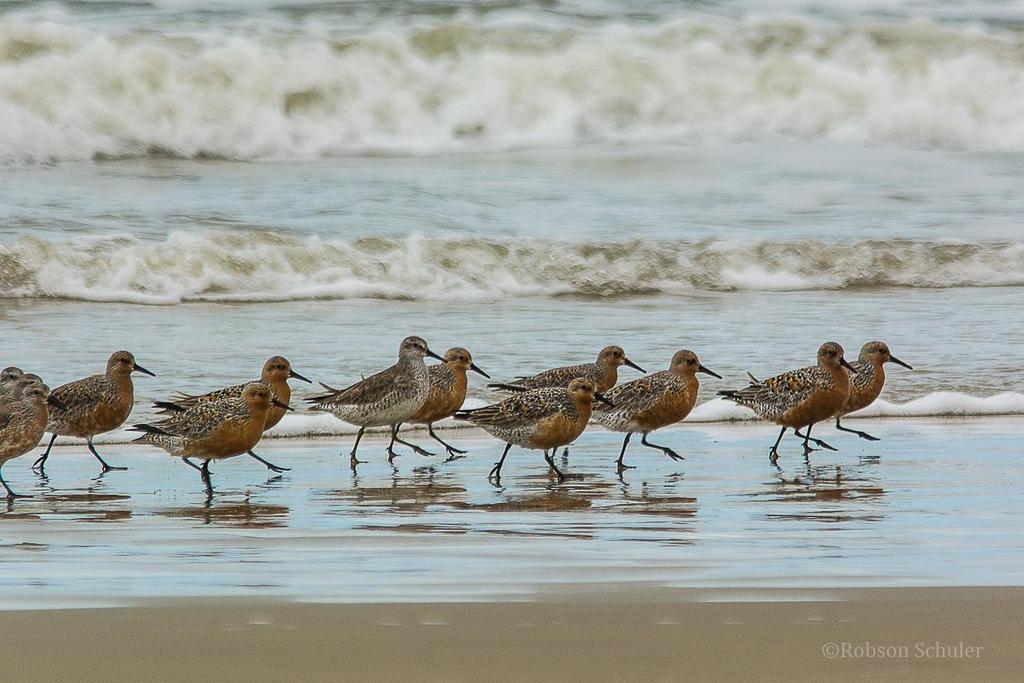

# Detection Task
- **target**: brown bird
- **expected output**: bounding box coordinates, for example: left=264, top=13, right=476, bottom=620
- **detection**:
left=488, top=345, right=644, bottom=393
left=131, top=382, right=290, bottom=493
left=36, top=351, right=155, bottom=473
left=153, top=356, right=311, bottom=472
left=0, top=378, right=54, bottom=498
left=455, top=378, right=610, bottom=483
left=305, top=336, right=443, bottom=467
left=488, top=345, right=644, bottom=458
left=834, top=341, right=913, bottom=441
left=719, top=342, right=856, bottom=464
left=407, top=347, right=490, bottom=459
left=594, top=350, right=721, bottom=471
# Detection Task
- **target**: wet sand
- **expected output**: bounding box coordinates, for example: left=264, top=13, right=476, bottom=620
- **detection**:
left=4, top=587, right=1021, bottom=681
left=2, top=419, right=1023, bottom=679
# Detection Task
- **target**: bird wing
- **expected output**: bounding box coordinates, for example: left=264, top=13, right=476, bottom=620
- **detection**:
left=460, top=388, right=564, bottom=429
left=50, top=374, right=107, bottom=409
left=167, top=381, right=248, bottom=408
left=305, top=364, right=414, bottom=407
left=721, top=365, right=821, bottom=412
left=522, top=363, right=596, bottom=388
left=596, top=372, right=671, bottom=415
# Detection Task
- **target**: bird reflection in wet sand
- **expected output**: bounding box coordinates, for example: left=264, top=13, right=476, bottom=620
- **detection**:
left=158, top=495, right=290, bottom=527
left=747, top=464, right=887, bottom=524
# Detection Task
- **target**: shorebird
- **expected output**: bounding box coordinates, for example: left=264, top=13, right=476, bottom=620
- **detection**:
left=131, top=382, right=290, bottom=492
left=153, top=356, right=311, bottom=472
left=488, top=345, right=644, bottom=457
left=593, top=350, right=721, bottom=471
left=0, top=367, right=24, bottom=396
left=488, top=345, right=644, bottom=393
left=454, top=378, right=610, bottom=483
left=718, top=342, right=856, bottom=464
left=36, top=351, right=155, bottom=473
left=305, top=336, right=443, bottom=466
left=834, top=341, right=912, bottom=441
left=0, top=378, right=55, bottom=498
left=407, top=347, right=490, bottom=459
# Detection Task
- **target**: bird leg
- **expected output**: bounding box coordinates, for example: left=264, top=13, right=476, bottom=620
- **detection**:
left=88, top=438, right=127, bottom=472
left=182, top=457, right=202, bottom=471
left=835, top=417, right=880, bottom=442
left=391, top=423, right=435, bottom=458
left=0, top=466, right=27, bottom=499
left=543, top=450, right=566, bottom=483
left=615, top=432, right=635, bottom=471
left=769, top=426, right=787, bottom=464
left=348, top=426, right=366, bottom=467
left=199, top=459, right=213, bottom=494
left=32, top=433, right=57, bottom=473
left=641, top=432, right=684, bottom=461
left=488, top=443, right=513, bottom=481
left=246, top=450, right=290, bottom=473
left=794, top=425, right=837, bottom=455
left=427, top=424, right=466, bottom=461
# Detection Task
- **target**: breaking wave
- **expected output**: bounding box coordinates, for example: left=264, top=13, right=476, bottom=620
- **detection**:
left=3, top=14, right=1024, bottom=163
left=3, top=232, right=1024, bottom=303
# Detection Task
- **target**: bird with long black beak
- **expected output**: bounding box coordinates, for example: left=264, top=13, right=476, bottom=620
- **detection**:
left=36, top=351, right=155, bottom=473
left=718, top=342, right=857, bottom=464
left=834, top=341, right=913, bottom=441
left=407, top=347, right=490, bottom=459
left=131, top=382, right=290, bottom=494
left=593, top=350, right=722, bottom=471
left=487, top=344, right=645, bottom=458
left=305, top=336, right=445, bottom=467
left=454, top=378, right=611, bottom=483
left=153, top=356, right=312, bottom=472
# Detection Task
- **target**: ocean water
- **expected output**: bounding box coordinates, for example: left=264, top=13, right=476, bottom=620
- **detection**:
left=2, top=0, right=1023, bottom=604
left=1, top=0, right=1023, bottom=417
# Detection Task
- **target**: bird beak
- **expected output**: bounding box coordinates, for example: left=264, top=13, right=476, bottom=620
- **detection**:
left=623, top=358, right=646, bottom=373
left=289, top=369, right=313, bottom=383
left=594, top=392, right=614, bottom=407
left=47, top=395, right=67, bottom=410
left=840, top=357, right=857, bottom=374
left=426, top=348, right=444, bottom=362
left=133, top=363, right=156, bottom=377
left=889, top=356, right=913, bottom=370
left=272, top=398, right=294, bottom=411
left=698, top=364, right=722, bottom=379
left=469, top=363, right=491, bottom=379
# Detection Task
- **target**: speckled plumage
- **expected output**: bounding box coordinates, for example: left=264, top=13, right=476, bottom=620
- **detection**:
left=307, top=338, right=434, bottom=426
left=456, top=378, right=602, bottom=481
left=0, top=380, right=52, bottom=497
left=595, top=351, right=715, bottom=433
left=305, top=336, right=443, bottom=465
left=488, top=345, right=643, bottom=393
left=36, top=350, right=154, bottom=473
left=594, top=351, right=720, bottom=469
left=838, top=341, right=911, bottom=417
left=158, top=356, right=309, bottom=431
left=46, top=352, right=150, bottom=439
left=132, top=382, right=274, bottom=461
left=719, top=342, right=855, bottom=462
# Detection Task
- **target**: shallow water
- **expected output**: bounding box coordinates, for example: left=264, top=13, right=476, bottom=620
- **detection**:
left=1, top=419, right=1022, bottom=607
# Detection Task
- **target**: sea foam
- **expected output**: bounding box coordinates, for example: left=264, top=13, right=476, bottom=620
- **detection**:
left=3, top=232, right=1024, bottom=304
left=2, top=16, right=1024, bottom=163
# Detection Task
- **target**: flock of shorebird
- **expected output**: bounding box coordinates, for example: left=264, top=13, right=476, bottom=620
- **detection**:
left=0, top=337, right=911, bottom=497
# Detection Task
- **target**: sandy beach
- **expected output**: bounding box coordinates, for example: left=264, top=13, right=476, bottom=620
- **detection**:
left=5, top=587, right=1021, bottom=681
